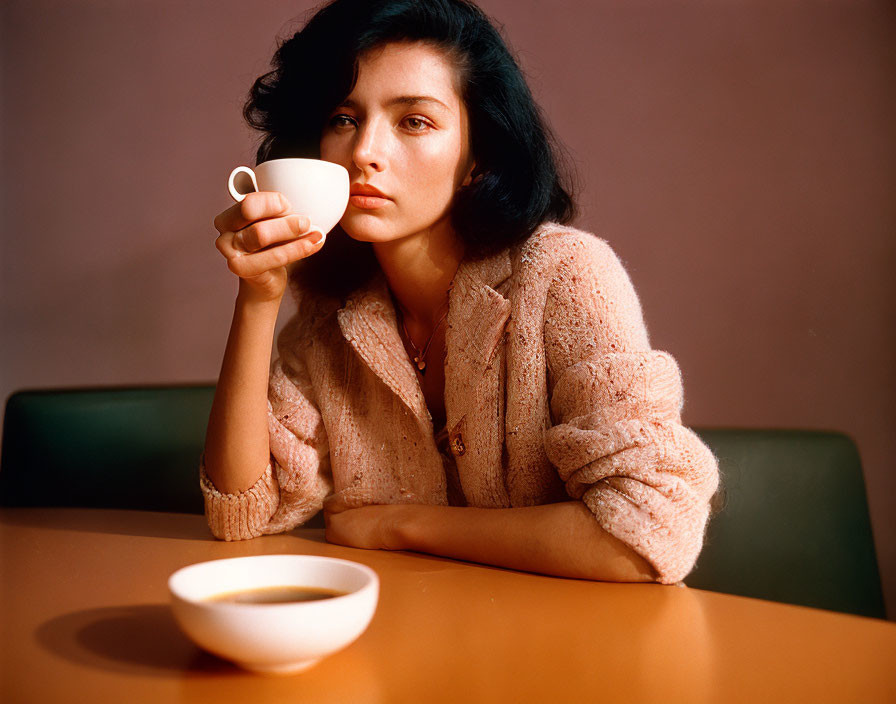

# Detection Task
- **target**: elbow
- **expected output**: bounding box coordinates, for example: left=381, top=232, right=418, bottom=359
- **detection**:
left=606, top=545, right=660, bottom=584
left=585, top=518, right=661, bottom=583
left=622, top=552, right=660, bottom=583
left=200, top=463, right=280, bottom=542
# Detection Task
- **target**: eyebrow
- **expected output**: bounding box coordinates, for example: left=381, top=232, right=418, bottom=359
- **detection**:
left=338, top=95, right=452, bottom=112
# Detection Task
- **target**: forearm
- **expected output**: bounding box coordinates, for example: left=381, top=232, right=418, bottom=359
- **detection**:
left=204, top=286, right=281, bottom=494
left=396, top=501, right=657, bottom=583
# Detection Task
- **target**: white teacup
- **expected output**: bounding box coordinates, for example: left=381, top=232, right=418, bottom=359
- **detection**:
left=228, top=158, right=350, bottom=237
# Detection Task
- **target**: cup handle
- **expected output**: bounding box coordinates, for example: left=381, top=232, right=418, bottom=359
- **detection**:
left=227, top=166, right=259, bottom=202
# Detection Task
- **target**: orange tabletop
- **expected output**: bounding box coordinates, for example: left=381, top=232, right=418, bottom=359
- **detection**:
left=1, top=508, right=894, bottom=703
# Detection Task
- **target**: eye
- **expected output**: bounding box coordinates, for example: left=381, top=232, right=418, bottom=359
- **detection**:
left=402, top=116, right=433, bottom=133
left=327, top=114, right=356, bottom=129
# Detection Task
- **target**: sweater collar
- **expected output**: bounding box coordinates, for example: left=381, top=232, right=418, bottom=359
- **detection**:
left=336, top=245, right=513, bottom=423
left=446, top=247, right=513, bottom=366
left=337, top=272, right=429, bottom=420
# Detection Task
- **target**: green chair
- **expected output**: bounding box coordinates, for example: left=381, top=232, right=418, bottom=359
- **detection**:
left=0, top=386, right=216, bottom=514
left=0, top=385, right=327, bottom=529
left=688, top=428, right=886, bottom=620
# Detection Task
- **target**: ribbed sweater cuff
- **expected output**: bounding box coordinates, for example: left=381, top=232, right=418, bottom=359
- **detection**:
left=199, top=461, right=280, bottom=541
left=582, top=481, right=704, bottom=585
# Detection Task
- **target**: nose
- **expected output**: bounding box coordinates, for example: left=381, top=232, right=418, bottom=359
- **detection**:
left=351, top=117, right=387, bottom=174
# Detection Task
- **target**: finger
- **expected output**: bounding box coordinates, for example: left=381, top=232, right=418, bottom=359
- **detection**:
left=225, top=231, right=326, bottom=278
left=215, top=218, right=317, bottom=260
left=322, top=493, right=350, bottom=515
left=214, top=230, right=237, bottom=257
left=324, top=512, right=361, bottom=548
left=324, top=517, right=344, bottom=546
left=212, top=191, right=291, bottom=234
left=236, top=213, right=314, bottom=254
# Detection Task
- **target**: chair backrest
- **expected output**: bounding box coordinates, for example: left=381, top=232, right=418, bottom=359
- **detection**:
left=0, top=386, right=216, bottom=514
left=688, top=428, right=886, bottom=619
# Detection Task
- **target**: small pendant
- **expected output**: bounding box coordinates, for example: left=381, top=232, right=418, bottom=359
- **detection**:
left=415, top=356, right=426, bottom=373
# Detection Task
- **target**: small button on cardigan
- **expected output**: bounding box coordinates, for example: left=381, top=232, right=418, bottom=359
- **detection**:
left=201, top=223, right=721, bottom=585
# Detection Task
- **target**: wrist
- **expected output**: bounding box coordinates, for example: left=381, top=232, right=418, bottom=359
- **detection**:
left=235, top=283, right=284, bottom=312
left=388, top=504, right=419, bottom=551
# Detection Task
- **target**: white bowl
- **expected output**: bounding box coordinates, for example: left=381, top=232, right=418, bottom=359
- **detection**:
left=169, top=555, right=379, bottom=674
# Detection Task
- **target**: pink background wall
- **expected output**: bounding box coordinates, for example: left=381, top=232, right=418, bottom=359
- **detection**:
left=2, top=0, right=894, bottom=619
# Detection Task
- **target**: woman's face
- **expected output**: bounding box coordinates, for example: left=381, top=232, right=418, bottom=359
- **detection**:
left=319, top=41, right=475, bottom=244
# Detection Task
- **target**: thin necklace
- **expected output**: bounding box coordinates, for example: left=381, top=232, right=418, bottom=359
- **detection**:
left=396, top=302, right=449, bottom=375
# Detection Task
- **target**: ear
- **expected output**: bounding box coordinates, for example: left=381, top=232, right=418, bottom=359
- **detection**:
left=461, top=161, right=479, bottom=188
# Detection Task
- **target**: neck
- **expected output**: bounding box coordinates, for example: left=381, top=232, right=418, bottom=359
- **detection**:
left=373, top=219, right=464, bottom=328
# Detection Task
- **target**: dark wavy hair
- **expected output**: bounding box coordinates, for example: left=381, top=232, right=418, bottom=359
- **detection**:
left=243, top=0, right=576, bottom=298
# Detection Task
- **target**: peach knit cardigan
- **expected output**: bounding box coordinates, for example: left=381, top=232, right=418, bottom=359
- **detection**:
left=201, top=224, right=720, bottom=584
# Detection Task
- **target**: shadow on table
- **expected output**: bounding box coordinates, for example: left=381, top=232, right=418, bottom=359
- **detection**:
left=35, top=604, right=230, bottom=677
left=35, top=603, right=387, bottom=700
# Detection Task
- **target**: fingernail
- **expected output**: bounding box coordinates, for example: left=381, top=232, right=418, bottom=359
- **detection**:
left=308, top=231, right=325, bottom=246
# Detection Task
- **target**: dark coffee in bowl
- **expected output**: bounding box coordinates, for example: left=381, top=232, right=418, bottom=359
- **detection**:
left=206, top=585, right=348, bottom=604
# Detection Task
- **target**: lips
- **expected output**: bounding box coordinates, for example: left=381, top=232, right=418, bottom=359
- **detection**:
left=350, top=184, right=391, bottom=199
left=349, top=183, right=392, bottom=210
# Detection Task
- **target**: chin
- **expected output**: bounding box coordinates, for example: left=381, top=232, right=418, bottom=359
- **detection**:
left=341, top=227, right=394, bottom=243
left=340, top=216, right=404, bottom=244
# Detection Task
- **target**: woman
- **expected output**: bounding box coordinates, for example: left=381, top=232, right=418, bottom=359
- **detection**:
left=204, top=0, right=720, bottom=585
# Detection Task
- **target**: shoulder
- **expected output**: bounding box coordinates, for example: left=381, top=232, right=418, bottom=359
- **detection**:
left=511, top=221, right=633, bottom=291
left=510, top=222, right=650, bottom=349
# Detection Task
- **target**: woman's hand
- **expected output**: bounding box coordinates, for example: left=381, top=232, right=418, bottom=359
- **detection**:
left=323, top=495, right=407, bottom=551
left=213, top=191, right=326, bottom=303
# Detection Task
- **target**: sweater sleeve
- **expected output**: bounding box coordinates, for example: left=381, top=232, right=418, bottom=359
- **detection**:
left=201, top=333, right=333, bottom=541
left=540, top=232, right=719, bottom=584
